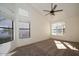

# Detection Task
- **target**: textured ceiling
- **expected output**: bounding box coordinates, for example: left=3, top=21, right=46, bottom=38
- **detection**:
left=0, top=3, right=79, bottom=18
left=31, top=3, right=79, bottom=17
left=31, top=3, right=65, bottom=16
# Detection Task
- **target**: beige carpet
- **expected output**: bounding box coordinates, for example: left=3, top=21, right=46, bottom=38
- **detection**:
left=10, top=39, right=79, bottom=56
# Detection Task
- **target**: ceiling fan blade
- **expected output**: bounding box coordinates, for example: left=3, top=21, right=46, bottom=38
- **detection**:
left=53, top=5, right=57, bottom=10
left=45, top=13, right=50, bottom=16
left=43, top=10, right=50, bottom=12
left=54, top=9, right=63, bottom=12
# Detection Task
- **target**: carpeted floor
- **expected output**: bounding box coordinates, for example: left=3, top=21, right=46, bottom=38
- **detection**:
left=9, top=39, right=79, bottom=56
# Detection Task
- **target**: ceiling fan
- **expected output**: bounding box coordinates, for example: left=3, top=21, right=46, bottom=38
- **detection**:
left=43, top=3, right=63, bottom=16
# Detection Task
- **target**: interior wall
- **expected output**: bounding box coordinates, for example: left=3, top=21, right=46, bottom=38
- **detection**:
left=0, top=3, right=50, bottom=55
left=15, top=4, right=50, bottom=47
left=49, top=3, right=79, bottom=42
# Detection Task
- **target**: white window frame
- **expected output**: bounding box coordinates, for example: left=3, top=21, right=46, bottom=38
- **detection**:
left=51, top=22, right=65, bottom=36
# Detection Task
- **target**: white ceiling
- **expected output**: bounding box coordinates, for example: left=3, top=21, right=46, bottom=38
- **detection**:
left=31, top=3, right=79, bottom=17
left=31, top=3, right=65, bottom=15
left=0, top=3, right=79, bottom=18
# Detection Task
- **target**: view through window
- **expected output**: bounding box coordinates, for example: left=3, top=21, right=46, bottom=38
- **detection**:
left=51, top=22, right=65, bottom=36
left=19, top=22, right=30, bottom=39
left=0, top=16, right=13, bottom=44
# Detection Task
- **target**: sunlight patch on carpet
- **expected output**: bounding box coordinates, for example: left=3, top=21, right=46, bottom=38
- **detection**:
left=64, top=42, right=78, bottom=51
left=54, top=40, right=67, bottom=49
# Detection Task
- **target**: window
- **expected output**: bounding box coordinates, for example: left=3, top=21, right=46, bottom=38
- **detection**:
left=19, top=22, right=30, bottom=39
left=51, top=22, right=65, bottom=36
left=0, top=16, right=13, bottom=44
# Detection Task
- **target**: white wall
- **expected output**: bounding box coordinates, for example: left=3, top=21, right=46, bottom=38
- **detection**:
left=49, top=3, right=79, bottom=42
left=14, top=4, right=50, bottom=47
left=0, top=3, right=50, bottom=56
